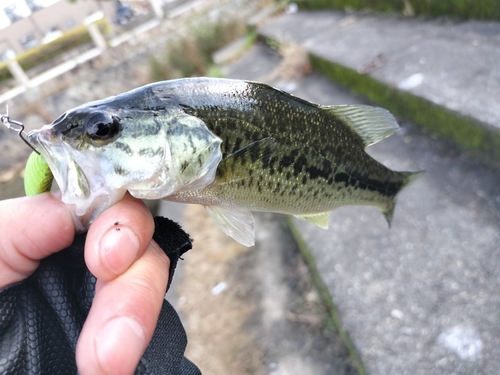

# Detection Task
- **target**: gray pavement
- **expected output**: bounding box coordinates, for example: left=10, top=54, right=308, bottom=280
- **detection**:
left=258, top=10, right=500, bottom=153
left=249, top=9, right=500, bottom=375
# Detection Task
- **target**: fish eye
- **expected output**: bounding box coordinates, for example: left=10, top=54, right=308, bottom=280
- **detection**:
left=86, top=114, right=121, bottom=142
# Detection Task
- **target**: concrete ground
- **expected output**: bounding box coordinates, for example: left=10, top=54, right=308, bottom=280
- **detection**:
left=160, top=202, right=358, bottom=375
left=250, top=9, right=500, bottom=375
left=258, top=9, right=500, bottom=133
left=163, top=34, right=500, bottom=373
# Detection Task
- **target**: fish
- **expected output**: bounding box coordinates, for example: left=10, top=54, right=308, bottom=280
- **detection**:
left=27, top=77, right=421, bottom=246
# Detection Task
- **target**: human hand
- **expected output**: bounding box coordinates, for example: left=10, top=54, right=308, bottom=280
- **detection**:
left=0, top=193, right=170, bottom=375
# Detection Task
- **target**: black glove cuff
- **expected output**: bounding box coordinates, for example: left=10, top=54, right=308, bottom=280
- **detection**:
left=152, top=216, right=193, bottom=292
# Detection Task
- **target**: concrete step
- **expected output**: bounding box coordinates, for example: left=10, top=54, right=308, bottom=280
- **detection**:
left=222, top=35, right=500, bottom=375
left=257, top=10, right=500, bottom=161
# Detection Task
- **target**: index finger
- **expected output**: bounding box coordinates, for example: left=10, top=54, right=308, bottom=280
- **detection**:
left=84, top=193, right=155, bottom=282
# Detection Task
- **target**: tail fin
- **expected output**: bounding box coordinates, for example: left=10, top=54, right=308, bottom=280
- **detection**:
left=382, top=171, right=423, bottom=227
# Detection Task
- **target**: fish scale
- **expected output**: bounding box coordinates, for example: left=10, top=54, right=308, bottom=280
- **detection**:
left=26, top=77, right=421, bottom=246
left=185, top=83, right=398, bottom=187
left=176, top=112, right=396, bottom=212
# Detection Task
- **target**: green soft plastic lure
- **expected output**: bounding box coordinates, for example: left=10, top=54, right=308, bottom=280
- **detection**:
left=24, top=151, right=53, bottom=196
left=0, top=109, right=53, bottom=196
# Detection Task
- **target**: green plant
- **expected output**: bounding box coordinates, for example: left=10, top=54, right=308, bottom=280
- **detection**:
left=150, top=15, right=249, bottom=81
left=19, top=18, right=109, bottom=71
left=0, top=61, right=13, bottom=83
left=0, top=18, right=109, bottom=86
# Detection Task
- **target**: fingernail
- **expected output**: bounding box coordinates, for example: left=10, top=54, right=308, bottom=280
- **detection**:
left=100, top=227, right=140, bottom=275
left=96, top=317, right=146, bottom=375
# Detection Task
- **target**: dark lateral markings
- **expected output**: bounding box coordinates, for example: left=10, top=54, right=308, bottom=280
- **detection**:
left=334, top=172, right=401, bottom=197
left=215, top=143, right=402, bottom=198
left=273, top=148, right=403, bottom=197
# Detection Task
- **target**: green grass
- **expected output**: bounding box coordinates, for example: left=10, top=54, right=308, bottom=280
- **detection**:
left=295, top=0, right=500, bottom=21
left=149, top=16, right=250, bottom=81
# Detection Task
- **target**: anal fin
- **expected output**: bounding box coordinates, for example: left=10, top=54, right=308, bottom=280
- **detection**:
left=205, top=205, right=255, bottom=247
left=295, top=212, right=330, bottom=229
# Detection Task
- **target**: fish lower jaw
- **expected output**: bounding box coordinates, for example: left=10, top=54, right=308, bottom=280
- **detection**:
left=63, top=188, right=128, bottom=231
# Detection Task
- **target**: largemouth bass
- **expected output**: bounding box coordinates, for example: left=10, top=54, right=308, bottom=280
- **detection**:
left=27, top=78, right=420, bottom=246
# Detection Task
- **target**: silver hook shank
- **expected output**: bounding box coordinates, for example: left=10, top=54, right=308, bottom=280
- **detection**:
left=1, top=105, right=40, bottom=155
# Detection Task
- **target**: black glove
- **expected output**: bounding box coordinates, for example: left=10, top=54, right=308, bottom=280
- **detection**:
left=0, top=216, right=201, bottom=375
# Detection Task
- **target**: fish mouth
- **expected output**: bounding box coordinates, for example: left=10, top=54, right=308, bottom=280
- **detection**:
left=28, top=126, right=86, bottom=194
left=27, top=127, right=118, bottom=230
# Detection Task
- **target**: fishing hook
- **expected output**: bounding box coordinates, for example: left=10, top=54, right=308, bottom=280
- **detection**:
left=1, top=105, right=40, bottom=155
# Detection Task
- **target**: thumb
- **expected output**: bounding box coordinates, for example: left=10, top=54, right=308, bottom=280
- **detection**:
left=0, top=193, right=75, bottom=288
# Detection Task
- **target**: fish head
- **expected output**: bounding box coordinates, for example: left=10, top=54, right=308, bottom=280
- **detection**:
left=27, top=95, right=222, bottom=230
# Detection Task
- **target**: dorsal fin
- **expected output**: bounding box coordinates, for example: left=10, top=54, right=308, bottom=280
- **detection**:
left=322, top=105, right=400, bottom=147
left=216, top=137, right=278, bottom=184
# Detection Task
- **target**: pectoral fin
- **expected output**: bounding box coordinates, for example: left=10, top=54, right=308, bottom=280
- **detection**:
left=216, top=137, right=278, bottom=184
left=205, top=205, right=255, bottom=247
left=295, top=212, right=330, bottom=229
